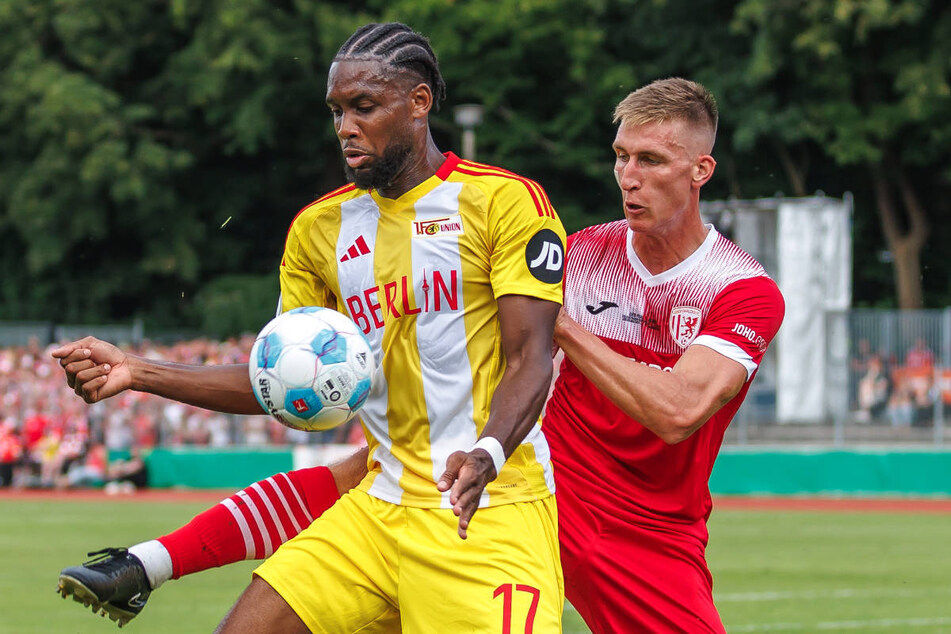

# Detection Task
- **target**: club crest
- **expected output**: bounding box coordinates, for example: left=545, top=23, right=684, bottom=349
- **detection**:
left=669, top=306, right=702, bottom=348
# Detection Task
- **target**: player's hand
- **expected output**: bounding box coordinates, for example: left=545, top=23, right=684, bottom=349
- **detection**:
left=436, top=449, right=497, bottom=540
left=553, top=307, right=574, bottom=343
left=51, top=337, right=133, bottom=403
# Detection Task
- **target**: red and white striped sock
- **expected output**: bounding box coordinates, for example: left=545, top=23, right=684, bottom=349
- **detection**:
left=156, top=466, right=339, bottom=579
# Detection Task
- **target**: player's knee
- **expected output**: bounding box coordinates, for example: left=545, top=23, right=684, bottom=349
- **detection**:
left=214, top=577, right=309, bottom=634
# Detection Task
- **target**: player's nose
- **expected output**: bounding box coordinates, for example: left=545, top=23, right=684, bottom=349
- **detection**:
left=335, top=111, right=360, bottom=139
left=617, top=164, right=641, bottom=191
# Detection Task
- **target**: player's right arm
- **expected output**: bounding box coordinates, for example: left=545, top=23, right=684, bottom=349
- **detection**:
left=52, top=338, right=263, bottom=415
left=555, top=318, right=747, bottom=444
left=53, top=198, right=344, bottom=413
left=52, top=200, right=340, bottom=413
left=555, top=277, right=784, bottom=444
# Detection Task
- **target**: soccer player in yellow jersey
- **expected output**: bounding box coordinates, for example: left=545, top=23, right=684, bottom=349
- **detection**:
left=53, top=23, right=566, bottom=633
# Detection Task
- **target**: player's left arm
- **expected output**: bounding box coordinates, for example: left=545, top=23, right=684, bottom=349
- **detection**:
left=437, top=175, right=565, bottom=539
left=556, top=322, right=745, bottom=444
left=437, top=295, right=559, bottom=538
left=556, top=277, right=784, bottom=444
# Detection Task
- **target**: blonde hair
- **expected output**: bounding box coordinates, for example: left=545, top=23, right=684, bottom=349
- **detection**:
left=613, top=77, right=718, bottom=143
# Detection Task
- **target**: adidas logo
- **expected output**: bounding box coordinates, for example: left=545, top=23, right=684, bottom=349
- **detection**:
left=340, top=236, right=371, bottom=262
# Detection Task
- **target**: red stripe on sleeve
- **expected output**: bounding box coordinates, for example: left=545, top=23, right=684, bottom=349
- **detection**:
left=455, top=166, right=549, bottom=217
left=457, top=160, right=556, bottom=219
left=317, top=183, right=357, bottom=202
left=282, top=184, right=359, bottom=264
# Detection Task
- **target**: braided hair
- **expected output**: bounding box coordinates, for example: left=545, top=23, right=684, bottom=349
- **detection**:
left=335, top=22, right=447, bottom=110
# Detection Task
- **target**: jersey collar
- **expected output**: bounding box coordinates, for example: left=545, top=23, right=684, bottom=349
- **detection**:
left=625, top=224, right=719, bottom=287
left=369, top=152, right=460, bottom=211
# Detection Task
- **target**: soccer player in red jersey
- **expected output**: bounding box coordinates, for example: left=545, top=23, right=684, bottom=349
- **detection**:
left=55, top=78, right=782, bottom=633
left=545, top=77, right=784, bottom=633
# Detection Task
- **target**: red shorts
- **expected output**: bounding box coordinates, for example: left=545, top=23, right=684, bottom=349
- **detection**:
left=557, top=489, right=725, bottom=634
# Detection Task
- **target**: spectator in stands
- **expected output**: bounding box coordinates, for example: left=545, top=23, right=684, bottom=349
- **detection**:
left=0, top=334, right=383, bottom=474
left=64, top=442, right=108, bottom=489
left=886, top=382, right=914, bottom=427
left=902, top=337, right=936, bottom=427
left=904, top=337, right=935, bottom=370
left=104, top=447, right=149, bottom=494
left=850, top=338, right=874, bottom=409
left=856, top=354, right=891, bottom=423
left=0, top=420, right=23, bottom=487
left=47, top=418, right=91, bottom=487
left=909, top=376, right=935, bottom=428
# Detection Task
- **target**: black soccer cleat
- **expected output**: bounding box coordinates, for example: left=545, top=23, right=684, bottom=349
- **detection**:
left=57, top=547, right=152, bottom=628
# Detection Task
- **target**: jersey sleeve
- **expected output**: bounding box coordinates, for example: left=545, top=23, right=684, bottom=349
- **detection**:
left=487, top=178, right=566, bottom=303
left=691, top=276, right=785, bottom=380
left=279, top=214, right=337, bottom=312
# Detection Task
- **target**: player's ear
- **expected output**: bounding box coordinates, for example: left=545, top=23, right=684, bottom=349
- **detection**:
left=409, top=82, right=433, bottom=119
left=692, top=155, right=716, bottom=189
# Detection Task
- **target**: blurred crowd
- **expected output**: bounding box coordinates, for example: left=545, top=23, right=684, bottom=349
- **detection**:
left=852, top=337, right=949, bottom=427
left=0, top=336, right=364, bottom=490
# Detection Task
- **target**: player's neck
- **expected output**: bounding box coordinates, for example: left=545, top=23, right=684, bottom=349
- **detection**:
left=631, top=218, right=709, bottom=275
left=377, top=137, right=446, bottom=199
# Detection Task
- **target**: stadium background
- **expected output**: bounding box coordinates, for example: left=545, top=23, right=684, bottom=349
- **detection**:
left=1, top=1, right=949, bottom=632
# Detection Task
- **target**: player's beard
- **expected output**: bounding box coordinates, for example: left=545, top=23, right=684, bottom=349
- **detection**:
left=344, top=142, right=413, bottom=191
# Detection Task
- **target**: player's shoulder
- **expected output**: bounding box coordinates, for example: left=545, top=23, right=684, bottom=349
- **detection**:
left=448, top=156, right=556, bottom=218
left=705, top=230, right=772, bottom=282
left=717, top=270, right=784, bottom=305
left=708, top=233, right=785, bottom=309
left=290, top=183, right=365, bottom=228
left=567, top=219, right=628, bottom=251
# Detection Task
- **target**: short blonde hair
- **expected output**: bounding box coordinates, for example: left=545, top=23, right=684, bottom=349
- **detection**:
left=613, top=77, right=718, bottom=142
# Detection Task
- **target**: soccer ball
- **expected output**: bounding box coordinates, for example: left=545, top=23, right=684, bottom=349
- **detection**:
left=249, top=306, right=375, bottom=432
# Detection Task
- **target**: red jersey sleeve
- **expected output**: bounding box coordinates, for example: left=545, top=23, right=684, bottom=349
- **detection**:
left=691, top=276, right=785, bottom=379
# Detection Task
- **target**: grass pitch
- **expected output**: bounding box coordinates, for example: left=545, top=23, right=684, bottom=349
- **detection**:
left=0, top=496, right=948, bottom=633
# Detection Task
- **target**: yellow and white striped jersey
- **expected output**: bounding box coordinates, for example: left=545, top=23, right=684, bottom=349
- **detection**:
left=280, top=153, right=566, bottom=508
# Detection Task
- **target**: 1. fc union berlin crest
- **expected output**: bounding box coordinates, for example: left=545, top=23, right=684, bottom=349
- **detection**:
left=669, top=306, right=702, bottom=348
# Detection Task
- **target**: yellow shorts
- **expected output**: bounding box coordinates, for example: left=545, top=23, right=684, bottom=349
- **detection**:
left=255, top=489, right=563, bottom=634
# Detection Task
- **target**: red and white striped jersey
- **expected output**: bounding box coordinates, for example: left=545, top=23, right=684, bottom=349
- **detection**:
left=545, top=219, right=784, bottom=541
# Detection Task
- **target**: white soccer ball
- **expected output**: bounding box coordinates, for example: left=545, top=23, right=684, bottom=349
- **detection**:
left=249, top=306, right=375, bottom=432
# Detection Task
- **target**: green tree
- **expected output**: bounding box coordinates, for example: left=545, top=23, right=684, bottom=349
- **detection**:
left=2, top=0, right=947, bottom=333
left=383, top=0, right=753, bottom=230
left=0, top=0, right=362, bottom=330
left=730, top=0, right=951, bottom=308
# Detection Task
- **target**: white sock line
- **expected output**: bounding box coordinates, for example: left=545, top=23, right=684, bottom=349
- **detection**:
left=220, top=498, right=256, bottom=560
left=249, top=481, right=290, bottom=546
left=235, top=490, right=274, bottom=557
left=276, top=471, right=314, bottom=524
left=127, top=540, right=173, bottom=590
left=265, top=473, right=305, bottom=535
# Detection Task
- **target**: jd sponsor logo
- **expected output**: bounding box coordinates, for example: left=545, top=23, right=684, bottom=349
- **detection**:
left=525, top=229, right=564, bottom=284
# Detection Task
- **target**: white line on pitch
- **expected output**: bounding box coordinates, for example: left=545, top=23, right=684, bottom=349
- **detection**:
left=729, top=616, right=951, bottom=632
left=716, top=586, right=951, bottom=602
